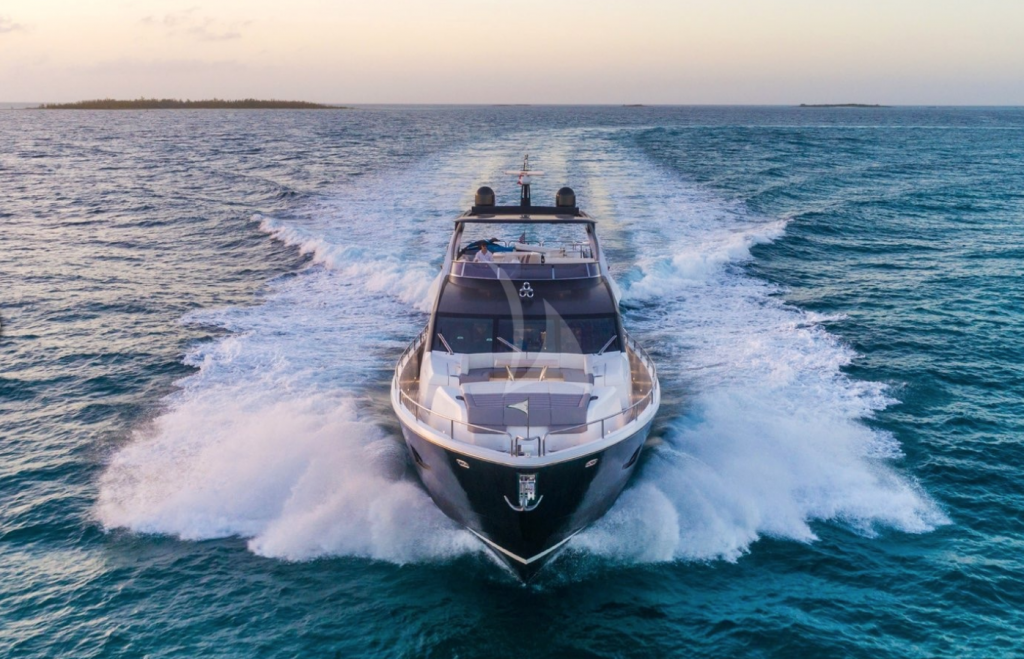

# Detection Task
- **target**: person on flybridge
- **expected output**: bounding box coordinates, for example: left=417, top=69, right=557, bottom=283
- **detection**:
left=473, top=242, right=494, bottom=262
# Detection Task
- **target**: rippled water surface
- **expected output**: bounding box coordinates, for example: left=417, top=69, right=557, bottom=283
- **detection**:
left=2, top=106, right=1023, bottom=657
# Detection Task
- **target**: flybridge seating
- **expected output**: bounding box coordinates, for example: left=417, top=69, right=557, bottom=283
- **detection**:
left=451, top=211, right=602, bottom=281
left=452, top=237, right=600, bottom=280
left=458, top=238, right=593, bottom=263
left=446, top=177, right=606, bottom=281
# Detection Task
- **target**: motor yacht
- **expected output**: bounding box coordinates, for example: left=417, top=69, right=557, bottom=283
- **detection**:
left=390, top=158, right=660, bottom=580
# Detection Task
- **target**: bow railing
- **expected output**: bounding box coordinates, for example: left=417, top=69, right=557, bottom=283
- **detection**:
left=449, top=261, right=600, bottom=281
left=393, top=330, right=659, bottom=458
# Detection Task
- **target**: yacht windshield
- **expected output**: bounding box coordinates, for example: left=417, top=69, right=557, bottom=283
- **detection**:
left=432, top=314, right=620, bottom=354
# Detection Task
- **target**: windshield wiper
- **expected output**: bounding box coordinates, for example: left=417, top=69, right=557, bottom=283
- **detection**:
left=597, top=335, right=618, bottom=355
left=436, top=332, right=454, bottom=355
left=496, top=336, right=522, bottom=353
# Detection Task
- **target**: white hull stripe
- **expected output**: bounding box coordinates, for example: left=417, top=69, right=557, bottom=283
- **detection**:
left=469, top=528, right=581, bottom=565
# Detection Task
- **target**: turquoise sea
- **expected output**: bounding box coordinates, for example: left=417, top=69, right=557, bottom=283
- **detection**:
left=2, top=106, right=1023, bottom=657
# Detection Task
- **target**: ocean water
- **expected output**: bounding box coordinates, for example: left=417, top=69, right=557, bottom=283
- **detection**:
left=2, top=105, right=1022, bottom=657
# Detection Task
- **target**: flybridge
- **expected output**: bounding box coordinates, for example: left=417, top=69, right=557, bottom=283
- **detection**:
left=446, top=159, right=607, bottom=281
left=465, top=154, right=582, bottom=218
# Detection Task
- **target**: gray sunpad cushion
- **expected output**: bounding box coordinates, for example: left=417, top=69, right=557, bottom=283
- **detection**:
left=464, top=392, right=589, bottom=428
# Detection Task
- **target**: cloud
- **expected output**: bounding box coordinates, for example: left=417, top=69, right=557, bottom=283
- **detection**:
left=140, top=8, right=248, bottom=42
left=0, top=15, right=26, bottom=34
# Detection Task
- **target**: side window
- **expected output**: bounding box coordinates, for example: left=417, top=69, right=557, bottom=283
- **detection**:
left=558, top=320, right=585, bottom=354
left=495, top=318, right=514, bottom=352
left=496, top=318, right=555, bottom=352
left=434, top=316, right=493, bottom=353
left=564, top=316, right=620, bottom=353
left=434, top=315, right=620, bottom=354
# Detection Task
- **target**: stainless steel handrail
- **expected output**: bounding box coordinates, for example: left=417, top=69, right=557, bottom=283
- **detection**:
left=399, top=390, right=515, bottom=442
left=543, top=388, right=655, bottom=441
left=543, top=332, right=659, bottom=443
left=395, top=327, right=428, bottom=375
left=625, top=331, right=659, bottom=380
left=449, top=261, right=600, bottom=280
left=480, top=240, right=592, bottom=258
left=394, top=329, right=516, bottom=445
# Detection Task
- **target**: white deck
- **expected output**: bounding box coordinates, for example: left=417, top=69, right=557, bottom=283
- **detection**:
left=415, top=349, right=636, bottom=456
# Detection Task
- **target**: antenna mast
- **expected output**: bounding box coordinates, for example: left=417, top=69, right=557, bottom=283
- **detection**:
left=505, top=155, right=544, bottom=207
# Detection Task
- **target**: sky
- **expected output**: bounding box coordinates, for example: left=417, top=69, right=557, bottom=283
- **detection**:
left=1, top=0, right=1022, bottom=104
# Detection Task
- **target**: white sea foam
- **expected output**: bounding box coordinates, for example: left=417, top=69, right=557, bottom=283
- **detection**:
left=573, top=159, right=947, bottom=562
left=97, top=133, right=946, bottom=568
left=256, top=213, right=440, bottom=310
left=95, top=141, right=530, bottom=561
left=96, top=259, right=481, bottom=561
left=96, top=372, right=478, bottom=561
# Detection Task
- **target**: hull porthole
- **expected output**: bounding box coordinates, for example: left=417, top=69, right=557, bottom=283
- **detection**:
left=623, top=445, right=642, bottom=469
left=410, top=446, right=429, bottom=470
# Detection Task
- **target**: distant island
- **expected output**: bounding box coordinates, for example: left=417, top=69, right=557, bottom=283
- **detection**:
left=39, top=98, right=342, bottom=110
left=798, top=103, right=887, bottom=108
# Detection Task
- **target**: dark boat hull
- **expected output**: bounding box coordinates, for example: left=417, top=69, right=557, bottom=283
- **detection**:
left=399, top=420, right=652, bottom=581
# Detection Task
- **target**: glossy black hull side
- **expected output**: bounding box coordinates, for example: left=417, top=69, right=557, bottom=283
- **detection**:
left=400, top=422, right=652, bottom=581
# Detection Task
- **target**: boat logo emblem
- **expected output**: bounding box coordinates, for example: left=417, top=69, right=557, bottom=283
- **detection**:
left=505, top=473, right=543, bottom=512
left=519, top=282, right=534, bottom=299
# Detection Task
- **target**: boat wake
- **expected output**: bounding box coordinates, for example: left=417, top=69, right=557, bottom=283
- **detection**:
left=96, top=158, right=488, bottom=563
left=96, top=133, right=947, bottom=568
left=574, top=159, right=948, bottom=561
left=97, top=378, right=478, bottom=561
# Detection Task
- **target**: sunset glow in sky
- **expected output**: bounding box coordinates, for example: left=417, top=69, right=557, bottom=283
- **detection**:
left=1, top=0, right=1022, bottom=104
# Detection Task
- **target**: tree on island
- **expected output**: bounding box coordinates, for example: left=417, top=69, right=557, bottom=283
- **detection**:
left=40, top=98, right=340, bottom=110
left=798, top=103, right=886, bottom=108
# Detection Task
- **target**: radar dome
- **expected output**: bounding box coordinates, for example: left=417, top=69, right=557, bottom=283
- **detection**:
left=475, top=186, right=495, bottom=206
left=555, top=187, right=576, bottom=208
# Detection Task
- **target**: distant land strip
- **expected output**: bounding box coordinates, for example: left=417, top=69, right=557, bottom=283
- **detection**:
left=799, top=103, right=887, bottom=108
left=39, top=98, right=343, bottom=110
